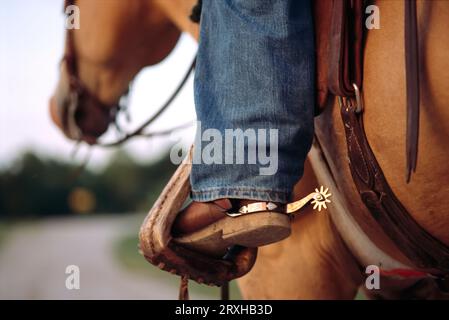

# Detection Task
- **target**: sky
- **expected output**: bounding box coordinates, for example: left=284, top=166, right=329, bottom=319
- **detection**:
left=0, top=0, right=198, bottom=170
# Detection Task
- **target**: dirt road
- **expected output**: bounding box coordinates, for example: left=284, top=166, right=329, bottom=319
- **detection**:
left=0, top=215, right=210, bottom=299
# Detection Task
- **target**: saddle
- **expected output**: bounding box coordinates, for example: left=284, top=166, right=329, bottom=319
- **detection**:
left=139, top=148, right=258, bottom=291
left=314, top=0, right=363, bottom=111
left=314, top=0, right=449, bottom=286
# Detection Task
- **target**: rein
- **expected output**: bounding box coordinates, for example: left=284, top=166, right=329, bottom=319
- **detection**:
left=96, top=58, right=195, bottom=148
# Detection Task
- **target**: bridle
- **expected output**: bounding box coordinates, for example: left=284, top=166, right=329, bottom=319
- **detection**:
left=60, top=0, right=195, bottom=147
left=60, top=0, right=124, bottom=142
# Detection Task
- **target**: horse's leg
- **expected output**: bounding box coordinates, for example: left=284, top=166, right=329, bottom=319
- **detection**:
left=237, top=159, right=363, bottom=299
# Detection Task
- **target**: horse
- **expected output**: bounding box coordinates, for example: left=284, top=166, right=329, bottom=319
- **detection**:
left=50, top=0, right=449, bottom=299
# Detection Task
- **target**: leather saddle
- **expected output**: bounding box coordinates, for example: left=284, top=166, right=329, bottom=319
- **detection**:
left=314, top=0, right=449, bottom=285
left=314, top=0, right=363, bottom=113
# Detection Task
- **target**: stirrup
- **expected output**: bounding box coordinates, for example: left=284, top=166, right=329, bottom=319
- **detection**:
left=139, top=148, right=257, bottom=287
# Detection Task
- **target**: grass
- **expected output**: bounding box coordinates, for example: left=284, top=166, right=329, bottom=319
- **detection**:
left=0, top=222, right=9, bottom=250
left=114, top=234, right=242, bottom=300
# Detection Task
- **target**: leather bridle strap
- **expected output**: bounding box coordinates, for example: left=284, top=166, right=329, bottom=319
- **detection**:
left=61, top=0, right=121, bottom=141
left=404, top=0, right=420, bottom=183
left=96, top=58, right=196, bottom=147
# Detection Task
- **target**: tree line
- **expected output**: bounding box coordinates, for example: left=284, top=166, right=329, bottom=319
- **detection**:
left=0, top=150, right=177, bottom=219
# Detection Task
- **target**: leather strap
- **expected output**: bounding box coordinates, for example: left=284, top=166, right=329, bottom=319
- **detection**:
left=404, top=0, right=420, bottom=182
left=331, top=0, right=449, bottom=277
left=328, top=0, right=364, bottom=97
left=61, top=0, right=120, bottom=140
left=178, top=276, right=189, bottom=300
left=340, top=97, right=449, bottom=274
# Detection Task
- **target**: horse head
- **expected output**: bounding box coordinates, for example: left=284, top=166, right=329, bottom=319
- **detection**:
left=49, top=0, right=187, bottom=144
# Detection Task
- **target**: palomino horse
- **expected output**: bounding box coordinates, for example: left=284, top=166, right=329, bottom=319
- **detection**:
left=50, top=0, right=449, bottom=299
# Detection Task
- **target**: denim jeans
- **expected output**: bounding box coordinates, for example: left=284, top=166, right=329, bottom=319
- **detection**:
left=191, top=0, right=315, bottom=203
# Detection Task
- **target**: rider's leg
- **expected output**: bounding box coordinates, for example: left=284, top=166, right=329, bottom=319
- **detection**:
left=174, top=0, right=315, bottom=246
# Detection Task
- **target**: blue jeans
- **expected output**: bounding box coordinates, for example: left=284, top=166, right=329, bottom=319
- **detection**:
left=191, top=0, right=315, bottom=203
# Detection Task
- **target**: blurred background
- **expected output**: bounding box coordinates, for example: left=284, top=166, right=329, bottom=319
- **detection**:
left=0, top=0, right=238, bottom=299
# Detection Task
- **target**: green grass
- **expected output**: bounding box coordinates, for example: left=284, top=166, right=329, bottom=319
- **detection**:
left=0, top=222, right=9, bottom=250
left=355, top=290, right=367, bottom=300
left=114, top=234, right=242, bottom=300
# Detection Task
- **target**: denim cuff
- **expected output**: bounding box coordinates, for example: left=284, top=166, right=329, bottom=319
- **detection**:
left=190, top=186, right=290, bottom=203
